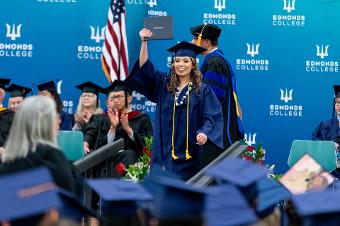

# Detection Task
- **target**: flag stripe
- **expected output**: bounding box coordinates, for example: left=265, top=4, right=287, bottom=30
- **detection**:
left=101, top=0, right=129, bottom=82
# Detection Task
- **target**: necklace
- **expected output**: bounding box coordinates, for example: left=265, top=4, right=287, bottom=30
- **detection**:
left=175, top=82, right=193, bottom=106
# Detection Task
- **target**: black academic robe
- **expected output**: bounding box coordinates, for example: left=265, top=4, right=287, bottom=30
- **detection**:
left=201, top=49, right=244, bottom=149
left=0, top=144, right=83, bottom=198
left=312, top=117, right=340, bottom=144
left=0, top=107, right=14, bottom=147
left=126, top=59, right=223, bottom=180
left=83, top=111, right=153, bottom=155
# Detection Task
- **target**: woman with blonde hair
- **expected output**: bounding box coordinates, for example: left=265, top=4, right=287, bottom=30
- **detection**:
left=125, top=28, right=223, bottom=180
left=0, top=96, right=82, bottom=198
left=73, top=81, right=103, bottom=131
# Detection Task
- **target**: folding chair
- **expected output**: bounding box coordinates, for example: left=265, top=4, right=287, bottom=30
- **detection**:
left=287, top=140, right=337, bottom=172
left=57, top=130, right=85, bottom=161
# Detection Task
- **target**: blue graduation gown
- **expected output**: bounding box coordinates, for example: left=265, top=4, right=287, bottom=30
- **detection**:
left=312, top=117, right=340, bottom=144
left=126, top=59, right=223, bottom=180
left=201, top=49, right=244, bottom=149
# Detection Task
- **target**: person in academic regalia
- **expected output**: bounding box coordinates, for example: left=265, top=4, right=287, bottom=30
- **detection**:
left=0, top=96, right=83, bottom=199
left=5, top=83, right=32, bottom=112
left=0, top=78, right=14, bottom=148
left=125, top=28, right=224, bottom=180
left=312, top=85, right=340, bottom=146
left=83, top=80, right=153, bottom=176
left=190, top=24, right=244, bottom=165
left=37, top=80, right=74, bottom=130
left=73, top=81, right=103, bottom=132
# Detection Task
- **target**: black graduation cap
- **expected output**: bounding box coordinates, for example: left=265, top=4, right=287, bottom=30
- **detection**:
left=5, top=84, right=32, bottom=98
left=75, top=81, right=103, bottom=95
left=37, top=80, right=57, bottom=92
left=0, top=78, right=11, bottom=90
left=102, top=80, right=132, bottom=96
left=167, top=41, right=206, bottom=59
left=190, top=24, right=222, bottom=42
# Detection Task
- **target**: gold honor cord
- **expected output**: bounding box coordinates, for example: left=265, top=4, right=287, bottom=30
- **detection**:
left=171, top=84, right=192, bottom=160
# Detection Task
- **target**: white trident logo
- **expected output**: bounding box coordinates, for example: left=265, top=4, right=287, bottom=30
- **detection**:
left=280, top=89, right=293, bottom=103
left=6, top=23, right=22, bottom=41
left=283, top=0, right=296, bottom=13
left=316, top=44, right=329, bottom=59
left=90, top=26, right=105, bottom=43
left=244, top=133, right=257, bottom=146
left=132, top=91, right=144, bottom=101
left=214, top=0, right=226, bottom=12
left=246, top=43, right=260, bottom=57
left=147, top=0, right=157, bottom=7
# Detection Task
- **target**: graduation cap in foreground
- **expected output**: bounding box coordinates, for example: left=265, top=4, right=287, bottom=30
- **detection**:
left=142, top=168, right=209, bottom=219
left=37, top=80, right=57, bottom=92
left=205, top=157, right=268, bottom=202
left=204, top=185, right=258, bottom=226
left=0, top=78, right=11, bottom=90
left=291, top=189, right=340, bottom=226
left=280, top=154, right=334, bottom=195
left=167, top=41, right=206, bottom=59
left=87, top=179, right=153, bottom=217
left=5, top=83, right=32, bottom=98
left=0, top=167, right=96, bottom=224
left=256, top=177, right=291, bottom=218
left=190, top=24, right=222, bottom=45
left=75, top=81, right=103, bottom=95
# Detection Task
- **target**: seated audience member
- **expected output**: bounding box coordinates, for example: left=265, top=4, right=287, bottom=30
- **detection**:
left=0, top=167, right=95, bottom=226
left=312, top=85, right=340, bottom=146
left=142, top=166, right=208, bottom=226
left=37, top=80, right=74, bottom=130
left=83, top=80, right=152, bottom=175
left=87, top=179, right=153, bottom=226
left=5, top=83, right=32, bottom=112
left=0, top=78, right=14, bottom=148
left=0, top=96, right=82, bottom=198
left=73, top=81, right=103, bottom=131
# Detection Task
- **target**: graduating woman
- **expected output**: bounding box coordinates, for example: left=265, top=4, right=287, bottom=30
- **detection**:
left=125, top=28, right=223, bottom=180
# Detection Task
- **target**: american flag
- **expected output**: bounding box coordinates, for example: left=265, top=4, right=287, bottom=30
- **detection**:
left=101, top=0, right=129, bottom=82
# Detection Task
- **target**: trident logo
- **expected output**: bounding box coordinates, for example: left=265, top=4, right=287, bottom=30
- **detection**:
left=90, top=26, right=105, bottom=43
left=147, top=0, right=157, bottom=7
left=316, top=44, right=329, bottom=59
left=280, top=89, right=293, bottom=103
left=244, top=133, right=257, bottom=146
left=133, top=91, right=144, bottom=101
left=6, top=24, right=22, bottom=41
left=214, top=0, right=226, bottom=12
left=283, top=0, right=296, bottom=13
left=246, top=43, right=260, bottom=57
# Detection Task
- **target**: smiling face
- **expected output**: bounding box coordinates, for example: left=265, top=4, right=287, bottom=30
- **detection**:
left=81, top=92, right=97, bottom=108
left=173, top=56, right=193, bottom=78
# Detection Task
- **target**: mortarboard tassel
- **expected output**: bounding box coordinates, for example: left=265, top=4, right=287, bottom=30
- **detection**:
left=196, top=24, right=207, bottom=47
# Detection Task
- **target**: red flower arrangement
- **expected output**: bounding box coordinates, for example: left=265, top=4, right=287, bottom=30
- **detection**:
left=116, top=137, right=152, bottom=182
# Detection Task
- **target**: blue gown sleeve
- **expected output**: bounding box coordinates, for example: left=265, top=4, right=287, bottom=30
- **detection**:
left=126, top=59, right=166, bottom=103
left=197, top=86, right=224, bottom=149
left=312, top=121, right=331, bottom=141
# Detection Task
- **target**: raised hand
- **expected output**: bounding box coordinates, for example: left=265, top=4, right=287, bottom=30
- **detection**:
left=139, top=28, right=153, bottom=41
left=120, top=113, right=133, bottom=137
left=108, top=109, right=119, bottom=131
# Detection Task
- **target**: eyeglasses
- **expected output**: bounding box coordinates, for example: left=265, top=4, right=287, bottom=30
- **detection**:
left=81, top=94, right=96, bottom=98
left=111, top=95, right=125, bottom=100
left=335, top=102, right=340, bottom=106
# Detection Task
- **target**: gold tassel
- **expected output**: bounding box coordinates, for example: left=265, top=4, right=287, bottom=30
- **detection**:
left=197, top=33, right=202, bottom=46
left=185, top=149, right=192, bottom=160
left=172, top=148, right=179, bottom=160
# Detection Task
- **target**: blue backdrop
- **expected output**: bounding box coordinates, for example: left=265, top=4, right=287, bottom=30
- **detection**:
left=1, top=0, right=340, bottom=173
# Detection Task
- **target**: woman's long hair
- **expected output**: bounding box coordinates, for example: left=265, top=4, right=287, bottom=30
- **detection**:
left=167, top=57, right=202, bottom=94
left=2, top=96, right=58, bottom=162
